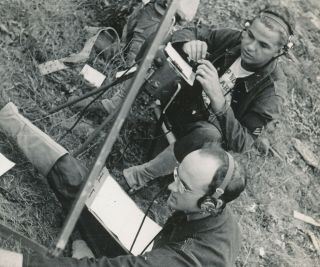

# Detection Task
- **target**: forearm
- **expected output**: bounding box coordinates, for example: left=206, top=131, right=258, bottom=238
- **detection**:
left=214, top=106, right=255, bottom=153
left=171, top=24, right=215, bottom=45
left=23, top=253, right=148, bottom=267
left=171, top=26, right=241, bottom=52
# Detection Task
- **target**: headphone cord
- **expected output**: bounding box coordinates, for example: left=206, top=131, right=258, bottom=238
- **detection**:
left=129, top=184, right=168, bottom=253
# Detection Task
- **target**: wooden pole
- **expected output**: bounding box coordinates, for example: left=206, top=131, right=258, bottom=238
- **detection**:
left=50, top=0, right=179, bottom=257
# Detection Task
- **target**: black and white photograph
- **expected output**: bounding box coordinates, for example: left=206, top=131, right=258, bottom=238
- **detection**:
left=0, top=0, right=319, bottom=266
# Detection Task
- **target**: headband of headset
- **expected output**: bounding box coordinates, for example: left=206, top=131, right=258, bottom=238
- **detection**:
left=211, top=152, right=235, bottom=201
left=244, top=11, right=294, bottom=50
left=260, top=11, right=294, bottom=37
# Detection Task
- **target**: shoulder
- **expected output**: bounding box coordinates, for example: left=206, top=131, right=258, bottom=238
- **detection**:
left=249, top=62, right=287, bottom=104
left=198, top=25, right=242, bottom=46
left=267, top=61, right=288, bottom=99
left=223, top=207, right=242, bottom=238
left=192, top=208, right=242, bottom=266
left=265, top=65, right=287, bottom=103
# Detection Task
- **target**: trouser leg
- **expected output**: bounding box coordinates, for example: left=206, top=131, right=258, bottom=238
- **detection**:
left=0, top=102, right=87, bottom=209
left=0, top=102, right=67, bottom=176
left=123, top=143, right=178, bottom=189
left=101, top=4, right=163, bottom=113
left=123, top=121, right=222, bottom=189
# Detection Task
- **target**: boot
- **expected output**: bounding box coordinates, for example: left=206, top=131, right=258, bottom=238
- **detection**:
left=101, top=79, right=131, bottom=114
left=0, top=102, right=68, bottom=176
left=123, top=144, right=178, bottom=190
left=101, top=92, right=124, bottom=114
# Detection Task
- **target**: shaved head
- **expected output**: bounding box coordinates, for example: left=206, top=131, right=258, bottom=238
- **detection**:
left=180, top=150, right=222, bottom=193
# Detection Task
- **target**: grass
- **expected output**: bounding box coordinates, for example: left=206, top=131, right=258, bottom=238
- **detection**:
left=0, top=0, right=319, bottom=266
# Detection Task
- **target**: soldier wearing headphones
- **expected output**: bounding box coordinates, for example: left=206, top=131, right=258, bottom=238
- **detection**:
left=124, top=5, right=295, bottom=192
left=1, top=143, right=246, bottom=267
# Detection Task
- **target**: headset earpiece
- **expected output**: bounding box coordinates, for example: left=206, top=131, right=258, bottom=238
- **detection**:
left=283, top=35, right=294, bottom=52
left=199, top=195, right=224, bottom=215
left=244, top=20, right=251, bottom=28
left=197, top=152, right=235, bottom=215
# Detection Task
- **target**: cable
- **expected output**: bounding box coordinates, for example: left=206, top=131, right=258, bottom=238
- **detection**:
left=58, top=61, right=139, bottom=141
left=140, top=227, right=163, bottom=255
left=129, top=184, right=168, bottom=253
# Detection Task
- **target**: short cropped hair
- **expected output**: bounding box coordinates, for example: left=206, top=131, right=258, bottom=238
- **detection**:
left=198, top=143, right=246, bottom=204
left=256, top=6, right=295, bottom=47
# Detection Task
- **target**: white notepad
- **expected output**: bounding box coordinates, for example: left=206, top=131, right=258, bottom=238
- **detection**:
left=0, top=153, right=15, bottom=177
left=86, top=168, right=162, bottom=256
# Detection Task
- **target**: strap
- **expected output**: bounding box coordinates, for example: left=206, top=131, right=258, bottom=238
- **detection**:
left=261, top=12, right=291, bottom=37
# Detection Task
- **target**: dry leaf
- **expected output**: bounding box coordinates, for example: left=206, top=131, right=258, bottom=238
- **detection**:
left=293, top=210, right=320, bottom=227
left=307, top=231, right=320, bottom=254
left=292, top=138, right=320, bottom=170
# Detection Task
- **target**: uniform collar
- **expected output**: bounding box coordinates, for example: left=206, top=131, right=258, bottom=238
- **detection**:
left=225, top=44, right=278, bottom=92
left=174, top=208, right=231, bottom=233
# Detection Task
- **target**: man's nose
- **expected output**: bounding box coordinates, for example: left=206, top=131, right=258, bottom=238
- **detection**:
left=246, top=40, right=257, bottom=52
left=168, top=181, right=179, bottom=193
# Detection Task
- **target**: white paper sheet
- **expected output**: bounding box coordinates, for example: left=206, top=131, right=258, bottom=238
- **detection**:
left=0, top=153, right=15, bottom=176
left=86, top=168, right=162, bottom=255
left=80, top=64, right=106, bottom=87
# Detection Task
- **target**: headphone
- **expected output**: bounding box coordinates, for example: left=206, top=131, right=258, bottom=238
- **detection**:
left=198, top=152, right=235, bottom=215
left=244, top=10, right=294, bottom=53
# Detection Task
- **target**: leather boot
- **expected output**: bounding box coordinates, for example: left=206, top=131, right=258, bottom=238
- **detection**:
left=101, top=79, right=131, bottom=114
left=101, top=93, right=123, bottom=114
left=123, top=144, right=178, bottom=190
left=0, top=102, right=68, bottom=176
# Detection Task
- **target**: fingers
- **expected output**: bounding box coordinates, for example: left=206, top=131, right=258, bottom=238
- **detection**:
left=196, top=60, right=217, bottom=77
left=197, top=59, right=216, bottom=71
left=195, top=74, right=205, bottom=84
left=182, top=40, right=208, bottom=61
left=195, top=60, right=218, bottom=91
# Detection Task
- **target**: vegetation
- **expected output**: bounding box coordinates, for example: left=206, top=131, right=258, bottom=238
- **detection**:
left=0, top=0, right=319, bottom=266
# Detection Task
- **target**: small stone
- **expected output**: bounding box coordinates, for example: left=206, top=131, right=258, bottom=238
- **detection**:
left=259, top=247, right=265, bottom=257
left=246, top=203, right=257, bottom=213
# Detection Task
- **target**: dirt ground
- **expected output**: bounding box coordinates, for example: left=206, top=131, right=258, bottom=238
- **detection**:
left=0, top=0, right=319, bottom=266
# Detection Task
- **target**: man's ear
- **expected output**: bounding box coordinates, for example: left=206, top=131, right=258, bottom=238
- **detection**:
left=272, top=44, right=286, bottom=59
left=277, top=47, right=285, bottom=56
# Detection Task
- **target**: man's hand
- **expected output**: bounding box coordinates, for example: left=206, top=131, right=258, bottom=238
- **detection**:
left=182, top=40, right=208, bottom=62
left=196, top=59, right=226, bottom=112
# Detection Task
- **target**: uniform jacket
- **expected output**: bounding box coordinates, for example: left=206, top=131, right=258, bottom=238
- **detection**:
left=165, top=25, right=287, bottom=152
left=24, top=208, right=241, bottom=267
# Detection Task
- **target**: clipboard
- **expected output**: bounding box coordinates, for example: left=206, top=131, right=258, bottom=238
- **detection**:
left=85, top=168, right=162, bottom=256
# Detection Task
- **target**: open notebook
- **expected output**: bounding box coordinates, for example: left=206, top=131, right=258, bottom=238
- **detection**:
left=86, top=168, right=162, bottom=256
